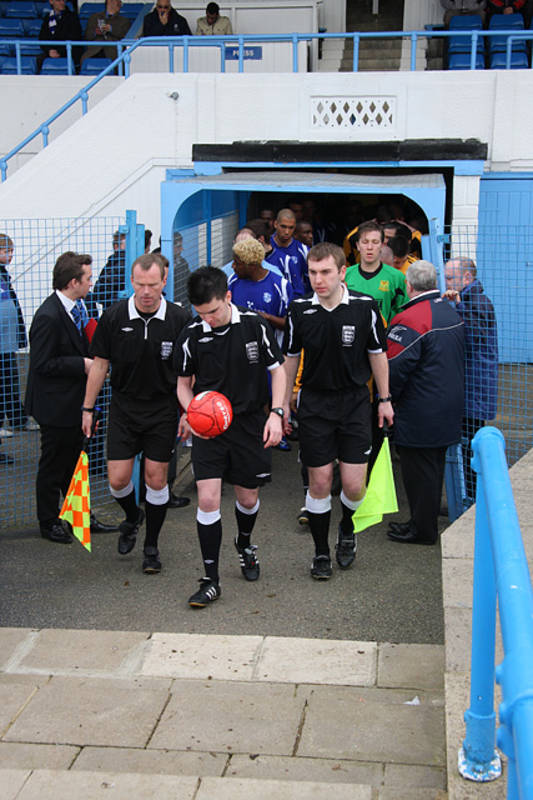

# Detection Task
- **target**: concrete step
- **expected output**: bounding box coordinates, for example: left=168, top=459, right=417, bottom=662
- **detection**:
left=0, top=629, right=446, bottom=796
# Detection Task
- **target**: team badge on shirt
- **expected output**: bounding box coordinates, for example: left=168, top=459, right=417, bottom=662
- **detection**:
left=160, top=341, right=173, bottom=359
left=379, top=280, right=389, bottom=292
left=245, top=341, right=259, bottom=364
left=341, top=325, right=356, bottom=346
left=263, top=292, right=272, bottom=304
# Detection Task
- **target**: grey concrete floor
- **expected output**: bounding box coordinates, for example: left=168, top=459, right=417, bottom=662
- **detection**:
left=0, top=447, right=445, bottom=644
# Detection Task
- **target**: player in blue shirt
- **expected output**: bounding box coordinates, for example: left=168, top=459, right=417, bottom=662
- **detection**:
left=265, top=209, right=309, bottom=297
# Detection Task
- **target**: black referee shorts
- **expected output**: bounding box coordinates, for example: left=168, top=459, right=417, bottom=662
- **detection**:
left=192, top=410, right=271, bottom=489
left=107, top=395, right=179, bottom=463
left=297, top=385, right=372, bottom=468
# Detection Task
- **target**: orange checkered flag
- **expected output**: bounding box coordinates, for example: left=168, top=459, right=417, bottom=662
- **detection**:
left=60, top=450, right=91, bottom=552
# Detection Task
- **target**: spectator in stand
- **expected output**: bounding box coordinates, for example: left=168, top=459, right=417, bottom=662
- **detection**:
left=266, top=209, right=309, bottom=298
left=196, top=2, right=232, bottom=35
left=93, top=230, right=126, bottom=312
left=444, top=258, right=498, bottom=507
left=386, top=261, right=465, bottom=546
left=487, top=0, right=526, bottom=17
left=143, top=2, right=192, bottom=37
left=81, top=0, right=131, bottom=66
left=441, top=1, right=487, bottom=26
left=295, top=220, right=314, bottom=249
left=0, top=235, right=39, bottom=442
left=39, top=0, right=82, bottom=67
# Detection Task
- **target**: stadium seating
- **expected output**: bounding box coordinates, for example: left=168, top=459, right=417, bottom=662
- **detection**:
left=0, top=55, right=37, bottom=73
left=448, top=14, right=484, bottom=56
left=448, top=51, right=485, bottom=69
left=40, top=56, right=70, bottom=74
left=80, top=56, right=113, bottom=74
left=0, top=18, right=24, bottom=37
left=488, top=12, right=526, bottom=56
left=4, top=2, right=37, bottom=18
left=489, top=49, right=529, bottom=68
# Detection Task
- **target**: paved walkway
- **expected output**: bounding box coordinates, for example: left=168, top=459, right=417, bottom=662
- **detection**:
left=0, top=628, right=445, bottom=799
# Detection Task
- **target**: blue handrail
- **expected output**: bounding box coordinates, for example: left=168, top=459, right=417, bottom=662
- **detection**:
left=459, top=426, right=533, bottom=798
left=2, top=27, right=532, bottom=181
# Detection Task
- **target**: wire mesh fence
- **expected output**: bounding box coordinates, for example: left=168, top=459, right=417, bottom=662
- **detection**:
left=0, top=216, right=125, bottom=531
left=445, top=223, right=532, bottom=511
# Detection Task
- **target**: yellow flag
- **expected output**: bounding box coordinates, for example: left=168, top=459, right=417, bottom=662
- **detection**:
left=353, top=437, right=398, bottom=533
left=59, top=451, right=91, bottom=552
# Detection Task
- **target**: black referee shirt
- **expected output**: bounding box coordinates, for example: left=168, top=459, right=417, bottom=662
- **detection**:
left=90, top=296, right=191, bottom=401
left=284, top=286, right=387, bottom=391
left=175, top=304, right=283, bottom=415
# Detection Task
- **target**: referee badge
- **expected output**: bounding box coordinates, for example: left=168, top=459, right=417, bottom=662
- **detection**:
left=245, top=341, right=259, bottom=364
left=160, top=341, right=173, bottom=359
left=341, top=325, right=355, bottom=346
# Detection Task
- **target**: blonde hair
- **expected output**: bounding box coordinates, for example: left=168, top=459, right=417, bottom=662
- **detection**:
left=232, top=237, right=265, bottom=265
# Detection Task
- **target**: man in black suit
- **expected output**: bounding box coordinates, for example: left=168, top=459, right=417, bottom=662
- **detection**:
left=26, top=252, right=114, bottom=543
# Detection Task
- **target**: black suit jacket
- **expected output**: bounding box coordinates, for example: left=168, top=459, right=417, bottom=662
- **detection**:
left=39, top=8, right=82, bottom=58
left=25, top=293, right=88, bottom=428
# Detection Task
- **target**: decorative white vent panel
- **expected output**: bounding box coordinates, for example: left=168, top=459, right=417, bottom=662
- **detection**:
left=311, top=96, right=396, bottom=130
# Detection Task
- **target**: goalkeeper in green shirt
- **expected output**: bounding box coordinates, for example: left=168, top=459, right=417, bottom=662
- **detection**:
left=344, top=221, right=408, bottom=324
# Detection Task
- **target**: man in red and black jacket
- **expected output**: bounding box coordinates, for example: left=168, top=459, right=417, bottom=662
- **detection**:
left=386, top=260, right=465, bottom=546
left=487, top=0, right=526, bottom=18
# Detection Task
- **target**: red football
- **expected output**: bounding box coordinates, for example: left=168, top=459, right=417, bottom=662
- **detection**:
left=187, top=391, right=233, bottom=438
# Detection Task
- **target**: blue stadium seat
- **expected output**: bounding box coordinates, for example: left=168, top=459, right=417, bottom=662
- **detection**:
left=121, top=3, right=145, bottom=19
left=0, top=55, right=37, bottom=73
left=5, top=2, right=37, bottom=18
left=448, top=51, right=485, bottom=69
left=0, top=40, right=12, bottom=55
left=40, top=56, right=71, bottom=74
left=23, top=17, right=42, bottom=36
left=79, top=2, right=105, bottom=20
left=448, top=14, right=484, bottom=55
left=489, top=49, right=529, bottom=68
left=80, top=56, right=112, bottom=74
left=34, top=1, right=49, bottom=15
left=0, top=18, right=24, bottom=36
left=488, top=12, right=525, bottom=53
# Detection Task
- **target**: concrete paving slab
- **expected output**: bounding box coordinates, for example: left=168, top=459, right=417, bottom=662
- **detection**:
left=256, top=637, right=376, bottom=686
left=17, top=629, right=150, bottom=675
left=0, top=629, right=33, bottom=670
left=442, top=559, right=473, bottom=609
left=0, top=742, right=78, bottom=770
left=441, top=510, right=475, bottom=560
left=0, top=681, right=40, bottom=737
left=14, top=769, right=198, bottom=799
left=227, top=753, right=383, bottom=785
left=299, top=686, right=445, bottom=766
left=378, top=789, right=447, bottom=799
left=384, top=763, right=446, bottom=789
left=196, top=776, right=372, bottom=799
left=0, top=768, right=31, bottom=800
left=4, top=676, right=171, bottom=748
left=149, top=679, right=306, bottom=755
left=73, top=746, right=227, bottom=776
left=378, top=643, right=444, bottom=691
left=141, top=633, right=263, bottom=681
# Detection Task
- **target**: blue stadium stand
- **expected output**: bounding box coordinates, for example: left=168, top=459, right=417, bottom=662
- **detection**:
left=80, top=56, right=112, bottom=74
left=448, top=51, right=485, bottom=69
left=40, top=56, right=70, bottom=74
left=0, top=54, right=37, bottom=73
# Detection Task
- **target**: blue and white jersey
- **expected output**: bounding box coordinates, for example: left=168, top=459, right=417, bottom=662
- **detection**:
left=266, top=237, right=309, bottom=298
left=228, top=271, right=293, bottom=345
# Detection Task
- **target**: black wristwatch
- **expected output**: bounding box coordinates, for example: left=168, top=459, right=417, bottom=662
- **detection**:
left=81, top=406, right=94, bottom=412
left=377, top=396, right=392, bottom=404
left=270, top=407, right=284, bottom=418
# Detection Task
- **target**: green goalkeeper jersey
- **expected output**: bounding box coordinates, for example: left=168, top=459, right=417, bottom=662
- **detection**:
left=344, top=262, right=408, bottom=325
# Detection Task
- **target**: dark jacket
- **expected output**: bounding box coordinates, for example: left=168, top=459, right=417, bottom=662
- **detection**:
left=25, top=293, right=88, bottom=428
left=142, top=8, right=192, bottom=36
left=387, top=289, right=465, bottom=448
left=39, top=8, right=82, bottom=57
left=456, top=279, right=498, bottom=420
left=0, top=264, right=27, bottom=349
left=92, top=250, right=126, bottom=311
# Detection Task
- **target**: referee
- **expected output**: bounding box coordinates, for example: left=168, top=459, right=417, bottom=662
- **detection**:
left=176, top=266, right=286, bottom=608
left=82, top=253, right=191, bottom=573
left=282, top=242, right=394, bottom=580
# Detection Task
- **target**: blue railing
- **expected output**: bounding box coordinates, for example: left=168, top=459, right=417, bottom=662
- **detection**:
left=459, top=426, right=533, bottom=798
left=1, top=27, right=532, bottom=181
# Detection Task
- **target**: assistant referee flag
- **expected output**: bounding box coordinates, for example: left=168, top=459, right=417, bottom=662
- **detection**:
left=59, top=450, right=91, bottom=552
left=352, top=437, right=398, bottom=533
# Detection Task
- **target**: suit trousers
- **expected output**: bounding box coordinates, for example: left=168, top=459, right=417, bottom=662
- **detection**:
left=36, top=424, right=84, bottom=526
left=396, top=444, right=447, bottom=544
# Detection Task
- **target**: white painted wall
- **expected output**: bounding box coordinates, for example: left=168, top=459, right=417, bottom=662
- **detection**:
left=1, top=69, right=533, bottom=232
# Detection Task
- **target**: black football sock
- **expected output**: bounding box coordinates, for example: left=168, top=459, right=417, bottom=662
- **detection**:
left=143, top=485, right=169, bottom=550
left=307, top=511, right=331, bottom=558
left=197, top=510, right=222, bottom=583
left=235, top=499, right=259, bottom=549
left=111, top=486, right=139, bottom=523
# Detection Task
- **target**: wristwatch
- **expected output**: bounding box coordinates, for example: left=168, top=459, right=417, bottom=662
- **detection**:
left=377, top=396, right=392, bottom=404
left=270, top=407, right=284, bottom=418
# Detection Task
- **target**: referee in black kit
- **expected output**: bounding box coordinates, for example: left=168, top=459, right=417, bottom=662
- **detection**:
left=282, top=242, right=394, bottom=580
left=176, top=266, right=286, bottom=608
left=82, top=253, right=191, bottom=573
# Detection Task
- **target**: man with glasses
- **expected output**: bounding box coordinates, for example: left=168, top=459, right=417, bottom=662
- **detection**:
left=143, top=2, right=192, bottom=36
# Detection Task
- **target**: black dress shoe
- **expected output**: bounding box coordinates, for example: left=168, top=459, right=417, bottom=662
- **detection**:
left=387, top=528, right=435, bottom=545
left=167, top=493, right=190, bottom=509
left=40, top=522, right=73, bottom=544
left=90, top=514, right=119, bottom=533
left=388, top=521, right=411, bottom=536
